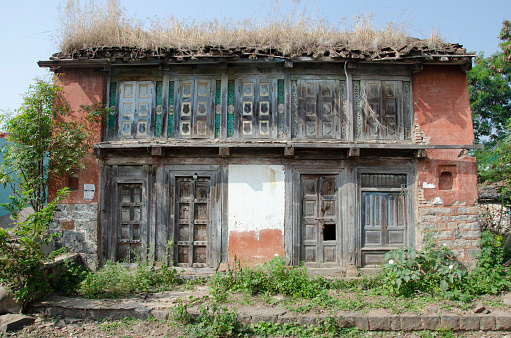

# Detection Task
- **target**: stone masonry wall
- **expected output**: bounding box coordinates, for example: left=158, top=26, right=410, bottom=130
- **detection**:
left=417, top=204, right=480, bottom=268
left=51, top=203, right=99, bottom=270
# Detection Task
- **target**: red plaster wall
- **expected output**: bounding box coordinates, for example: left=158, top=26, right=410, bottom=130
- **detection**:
left=413, top=65, right=477, bottom=206
left=228, top=229, right=285, bottom=266
left=48, top=68, right=105, bottom=204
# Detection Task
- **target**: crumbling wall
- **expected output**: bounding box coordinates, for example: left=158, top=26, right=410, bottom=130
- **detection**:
left=413, top=65, right=480, bottom=268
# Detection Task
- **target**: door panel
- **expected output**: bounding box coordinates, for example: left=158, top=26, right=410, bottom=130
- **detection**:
left=301, top=175, right=339, bottom=267
left=116, top=184, right=144, bottom=262
left=175, top=177, right=211, bottom=267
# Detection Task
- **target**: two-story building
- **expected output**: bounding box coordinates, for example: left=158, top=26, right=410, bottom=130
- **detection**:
left=40, top=40, right=480, bottom=272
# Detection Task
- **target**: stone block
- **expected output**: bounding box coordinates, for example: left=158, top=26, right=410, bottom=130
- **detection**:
left=461, top=230, right=481, bottom=239
left=421, top=207, right=452, bottom=215
left=368, top=316, right=391, bottom=331
left=401, top=316, right=421, bottom=331
left=459, top=315, right=480, bottom=330
left=421, top=316, right=440, bottom=330
left=433, top=231, right=453, bottom=240
left=496, top=316, right=511, bottom=330
left=440, top=315, right=459, bottom=330
left=457, top=206, right=479, bottom=215
left=0, top=288, right=23, bottom=315
left=450, top=215, right=477, bottom=222
left=467, top=249, right=481, bottom=258
left=0, top=314, right=35, bottom=333
left=453, top=239, right=478, bottom=248
left=480, top=316, right=495, bottom=330
left=344, top=315, right=368, bottom=330
left=458, top=222, right=480, bottom=230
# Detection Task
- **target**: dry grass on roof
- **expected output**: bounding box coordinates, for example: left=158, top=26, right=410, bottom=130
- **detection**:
left=58, top=0, right=449, bottom=57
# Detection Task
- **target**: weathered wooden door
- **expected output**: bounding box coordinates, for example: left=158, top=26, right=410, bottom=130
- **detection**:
left=297, top=80, right=339, bottom=139
left=301, top=175, right=339, bottom=267
left=175, top=177, right=211, bottom=267
left=116, top=183, right=145, bottom=262
left=118, top=81, right=153, bottom=138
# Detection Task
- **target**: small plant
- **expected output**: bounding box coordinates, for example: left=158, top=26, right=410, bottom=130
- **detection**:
left=380, top=245, right=465, bottom=297
left=249, top=316, right=340, bottom=338
left=170, top=301, right=243, bottom=338
left=54, top=260, right=90, bottom=295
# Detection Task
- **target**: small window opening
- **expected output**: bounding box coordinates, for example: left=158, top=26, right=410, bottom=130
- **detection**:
left=439, top=171, right=454, bottom=191
left=67, top=169, right=80, bottom=191
left=323, top=224, right=336, bottom=241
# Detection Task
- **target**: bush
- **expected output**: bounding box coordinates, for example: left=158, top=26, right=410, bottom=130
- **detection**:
left=54, top=260, right=90, bottom=296
left=0, top=189, right=68, bottom=304
left=380, top=246, right=465, bottom=297
left=464, top=231, right=511, bottom=295
left=210, top=257, right=328, bottom=300
left=78, top=260, right=180, bottom=298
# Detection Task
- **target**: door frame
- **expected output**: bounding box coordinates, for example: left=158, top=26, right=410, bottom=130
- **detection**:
left=288, top=165, right=344, bottom=266
left=164, top=165, right=223, bottom=268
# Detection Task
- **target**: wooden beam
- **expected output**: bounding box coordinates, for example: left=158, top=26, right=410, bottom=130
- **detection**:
left=219, top=146, right=230, bottom=157
left=348, top=147, right=360, bottom=157
left=284, top=146, right=294, bottom=158
left=151, top=146, right=165, bottom=157
left=415, top=149, right=427, bottom=158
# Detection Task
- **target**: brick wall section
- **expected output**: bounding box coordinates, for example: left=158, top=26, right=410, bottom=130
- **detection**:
left=413, top=65, right=480, bottom=268
left=50, top=203, right=99, bottom=270
left=47, top=69, right=106, bottom=269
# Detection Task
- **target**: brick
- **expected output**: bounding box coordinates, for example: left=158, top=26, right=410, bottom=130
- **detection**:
left=343, top=315, right=369, bottom=330
left=421, top=316, right=440, bottom=330
left=368, top=316, right=391, bottom=331
left=480, top=316, right=495, bottom=330
left=440, top=315, right=460, bottom=330
left=401, top=316, right=422, bottom=331
left=496, top=316, right=511, bottom=330
left=460, top=316, right=480, bottom=330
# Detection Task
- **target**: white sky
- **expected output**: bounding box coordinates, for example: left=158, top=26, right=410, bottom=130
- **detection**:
left=0, top=0, right=509, bottom=113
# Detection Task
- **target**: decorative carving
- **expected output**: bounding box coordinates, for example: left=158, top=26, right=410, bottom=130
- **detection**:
left=227, top=80, right=235, bottom=137
left=155, top=81, right=163, bottom=137
left=167, top=81, right=174, bottom=138
left=353, top=80, right=361, bottom=139
left=291, top=80, right=298, bottom=137
left=108, top=82, right=117, bottom=138
left=403, top=81, right=412, bottom=140
left=277, top=79, right=285, bottom=137
left=215, top=80, right=221, bottom=138
left=340, top=80, right=347, bottom=140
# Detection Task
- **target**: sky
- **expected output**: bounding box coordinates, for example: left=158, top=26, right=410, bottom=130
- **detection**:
left=0, top=0, right=509, bottom=114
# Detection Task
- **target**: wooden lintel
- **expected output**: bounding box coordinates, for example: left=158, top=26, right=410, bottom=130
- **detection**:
left=151, top=146, right=165, bottom=157
left=219, top=146, right=230, bottom=157
left=284, top=60, right=293, bottom=68
left=92, top=147, right=102, bottom=157
left=412, top=64, right=423, bottom=73
left=284, top=146, right=295, bottom=158
left=348, top=147, right=360, bottom=157
left=415, top=149, right=427, bottom=158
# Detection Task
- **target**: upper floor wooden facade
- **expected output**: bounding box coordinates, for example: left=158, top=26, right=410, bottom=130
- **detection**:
left=103, top=62, right=414, bottom=144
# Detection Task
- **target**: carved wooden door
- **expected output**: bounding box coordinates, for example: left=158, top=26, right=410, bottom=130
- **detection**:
left=175, top=177, right=211, bottom=267
left=117, top=183, right=144, bottom=262
left=119, top=81, right=153, bottom=138
left=301, top=175, right=338, bottom=267
left=297, top=80, right=339, bottom=139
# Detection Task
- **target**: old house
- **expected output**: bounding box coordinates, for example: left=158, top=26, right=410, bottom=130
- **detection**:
left=39, top=39, right=480, bottom=272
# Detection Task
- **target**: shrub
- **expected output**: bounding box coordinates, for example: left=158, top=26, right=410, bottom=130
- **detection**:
left=0, top=189, right=68, bottom=304
left=380, top=246, right=465, bottom=297
left=54, top=260, right=90, bottom=296
left=464, top=231, right=511, bottom=295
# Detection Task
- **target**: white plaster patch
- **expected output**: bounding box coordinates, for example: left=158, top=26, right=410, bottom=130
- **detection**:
left=432, top=197, right=444, bottom=205
left=422, top=182, right=436, bottom=189
left=228, top=165, right=285, bottom=234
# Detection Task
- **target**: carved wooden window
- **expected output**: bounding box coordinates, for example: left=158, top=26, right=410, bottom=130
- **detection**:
left=233, top=78, right=281, bottom=139
left=117, top=184, right=143, bottom=262
left=176, top=79, right=216, bottom=139
left=175, top=177, right=210, bottom=267
left=361, top=174, right=407, bottom=249
left=354, top=80, right=412, bottom=141
left=293, top=80, right=344, bottom=140
left=118, top=81, right=154, bottom=138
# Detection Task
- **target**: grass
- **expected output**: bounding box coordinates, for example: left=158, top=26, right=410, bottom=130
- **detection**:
left=57, top=0, right=450, bottom=57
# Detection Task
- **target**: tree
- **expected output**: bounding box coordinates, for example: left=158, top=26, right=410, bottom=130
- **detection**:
left=0, top=76, right=101, bottom=212
left=468, top=20, right=511, bottom=146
